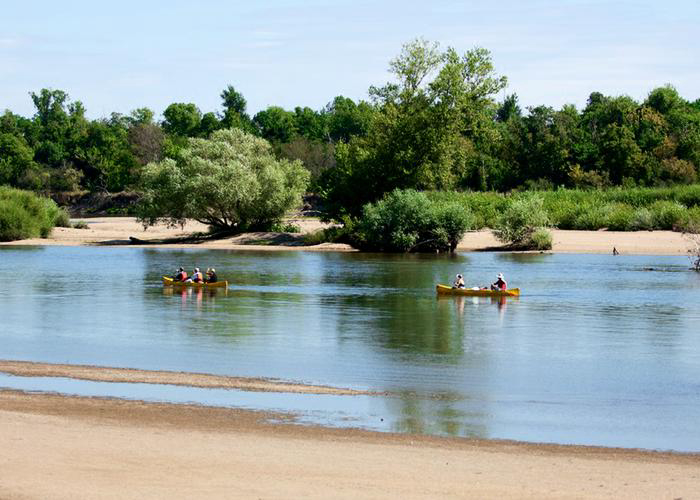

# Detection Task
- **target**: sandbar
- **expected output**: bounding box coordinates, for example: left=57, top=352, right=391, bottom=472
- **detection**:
left=1, top=217, right=696, bottom=256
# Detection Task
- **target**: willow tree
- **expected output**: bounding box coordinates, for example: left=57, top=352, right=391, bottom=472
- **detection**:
left=137, top=128, right=309, bottom=232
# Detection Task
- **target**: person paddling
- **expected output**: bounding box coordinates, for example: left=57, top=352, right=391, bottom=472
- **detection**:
left=491, top=273, right=507, bottom=291
left=453, top=274, right=465, bottom=289
left=188, top=267, right=204, bottom=283
left=205, top=268, right=218, bottom=283
left=173, top=267, right=188, bottom=282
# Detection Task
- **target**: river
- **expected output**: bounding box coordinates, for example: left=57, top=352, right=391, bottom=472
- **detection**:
left=1, top=246, right=699, bottom=451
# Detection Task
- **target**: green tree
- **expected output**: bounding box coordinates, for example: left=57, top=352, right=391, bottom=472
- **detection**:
left=319, top=38, right=506, bottom=218
left=0, top=133, right=44, bottom=189
left=220, top=85, right=255, bottom=132
left=253, top=106, right=297, bottom=142
left=162, top=103, right=202, bottom=137
left=324, top=96, right=374, bottom=142
left=138, top=128, right=310, bottom=231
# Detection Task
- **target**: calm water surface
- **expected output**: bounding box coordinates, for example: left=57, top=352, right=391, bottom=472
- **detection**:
left=1, top=246, right=699, bottom=451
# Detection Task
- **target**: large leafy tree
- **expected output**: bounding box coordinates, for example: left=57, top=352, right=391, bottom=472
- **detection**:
left=137, top=128, right=309, bottom=231
left=319, top=38, right=507, bottom=218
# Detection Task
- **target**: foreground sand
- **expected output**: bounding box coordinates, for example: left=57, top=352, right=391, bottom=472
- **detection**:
left=0, top=216, right=695, bottom=255
left=1, top=390, right=699, bottom=499
left=1, top=361, right=699, bottom=498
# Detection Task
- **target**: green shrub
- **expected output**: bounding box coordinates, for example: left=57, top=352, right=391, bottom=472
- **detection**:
left=493, top=195, right=550, bottom=247
left=356, top=189, right=473, bottom=252
left=271, top=222, right=301, bottom=233
left=51, top=206, right=72, bottom=228
left=650, top=201, right=686, bottom=230
left=605, top=204, right=635, bottom=231
left=528, top=227, right=553, bottom=250
left=630, top=208, right=654, bottom=230
left=72, top=220, right=89, bottom=229
left=677, top=207, right=700, bottom=233
left=0, top=186, right=58, bottom=241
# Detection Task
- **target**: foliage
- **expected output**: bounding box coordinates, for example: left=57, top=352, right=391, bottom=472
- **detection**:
left=137, top=129, right=310, bottom=232
left=270, top=222, right=301, bottom=233
left=318, top=38, right=508, bottom=218
left=529, top=227, right=553, bottom=250
left=353, top=189, right=473, bottom=252
left=0, top=186, right=61, bottom=241
left=493, top=195, right=550, bottom=247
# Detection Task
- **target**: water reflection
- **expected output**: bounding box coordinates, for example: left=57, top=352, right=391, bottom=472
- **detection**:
left=2, top=246, right=700, bottom=450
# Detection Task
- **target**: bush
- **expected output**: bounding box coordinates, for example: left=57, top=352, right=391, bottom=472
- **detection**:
left=528, top=227, right=553, bottom=250
left=0, top=186, right=59, bottom=241
left=355, top=189, right=473, bottom=252
left=650, top=201, right=686, bottom=230
left=51, top=206, right=72, bottom=228
left=630, top=208, right=654, bottom=230
left=271, top=222, right=301, bottom=233
left=606, top=204, right=636, bottom=231
left=493, top=195, right=550, bottom=247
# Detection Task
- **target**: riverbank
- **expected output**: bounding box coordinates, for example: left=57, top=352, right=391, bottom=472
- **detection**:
left=0, top=216, right=695, bottom=256
left=1, top=389, right=698, bottom=499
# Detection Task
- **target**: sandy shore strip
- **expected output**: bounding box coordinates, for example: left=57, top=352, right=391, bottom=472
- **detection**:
left=0, top=360, right=376, bottom=396
left=1, top=216, right=696, bottom=255
left=1, top=390, right=699, bottom=499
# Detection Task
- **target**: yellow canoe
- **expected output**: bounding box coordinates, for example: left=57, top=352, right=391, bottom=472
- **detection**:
left=162, top=277, right=228, bottom=288
left=436, top=284, right=520, bottom=297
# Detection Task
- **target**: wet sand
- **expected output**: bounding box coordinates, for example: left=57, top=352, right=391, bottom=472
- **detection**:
left=1, top=389, right=699, bottom=499
left=0, top=217, right=695, bottom=255
left=0, top=360, right=376, bottom=396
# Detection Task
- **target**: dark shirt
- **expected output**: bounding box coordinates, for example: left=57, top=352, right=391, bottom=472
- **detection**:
left=206, top=273, right=217, bottom=283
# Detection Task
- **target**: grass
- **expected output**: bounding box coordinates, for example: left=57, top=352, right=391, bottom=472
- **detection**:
left=425, top=185, right=700, bottom=233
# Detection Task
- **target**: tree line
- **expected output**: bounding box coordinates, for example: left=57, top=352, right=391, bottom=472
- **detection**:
left=1, top=39, right=699, bottom=223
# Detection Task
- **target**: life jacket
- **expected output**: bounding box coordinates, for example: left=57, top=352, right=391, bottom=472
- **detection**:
left=497, top=279, right=507, bottom=290
left=193, top=272, right=203, bottom=282
left=177, top=271, right=187, bottom=281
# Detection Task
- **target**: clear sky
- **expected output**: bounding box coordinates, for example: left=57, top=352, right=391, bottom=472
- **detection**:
left=2, top=0, right=698, bottom=119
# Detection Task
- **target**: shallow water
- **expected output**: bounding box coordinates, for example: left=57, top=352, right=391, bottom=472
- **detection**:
left=1, top=246, right=699, bottom=451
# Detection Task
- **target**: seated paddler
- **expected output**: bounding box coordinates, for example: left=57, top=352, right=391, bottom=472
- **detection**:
left=490, top=273, right=507, bottom=291
left=205, top=268, right=217, bottom=283
left=173, top=267, right=187, bottom=282
left=187, top=267, right=204, bottom=283
left=453, top=274, right=465, bottom=289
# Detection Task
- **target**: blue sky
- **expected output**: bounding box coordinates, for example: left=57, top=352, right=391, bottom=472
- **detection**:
left=2, top=0, right=698, bottom=119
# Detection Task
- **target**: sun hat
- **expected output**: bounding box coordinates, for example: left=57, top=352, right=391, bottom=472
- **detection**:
left=497, top=273, right=504, bottom=279
left=457, top=274, right=462, bottom=278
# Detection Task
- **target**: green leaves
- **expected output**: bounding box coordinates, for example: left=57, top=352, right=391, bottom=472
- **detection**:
left=355, top=189, right=473, bottom=252
left=137, top=129, right=310, bottom=232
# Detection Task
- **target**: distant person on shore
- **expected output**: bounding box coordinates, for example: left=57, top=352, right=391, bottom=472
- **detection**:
left=491, top=273, right=507, bottom=291
left=173, top=267, right=187, bottom=282
left=205, top=268, right=218, bottom=283
left=453, top=274, right=465, bottom=289
left=187, top=268, right=203, bottom=283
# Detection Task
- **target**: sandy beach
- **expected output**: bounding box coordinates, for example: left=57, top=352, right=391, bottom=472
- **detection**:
left=0, top=216, right=695, bottom=256
left=2, top=384, right=699, bottom=499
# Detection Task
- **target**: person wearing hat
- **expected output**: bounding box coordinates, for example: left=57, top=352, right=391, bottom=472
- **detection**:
left=172, top=267, right=188, bottom=282
left=205, top=268, right=218, bottom=283
left=491, top=273, right=507, bottom=291
left=187, top=267, right=204, bottom=283
left=453, top=274, right=465, bottom=289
